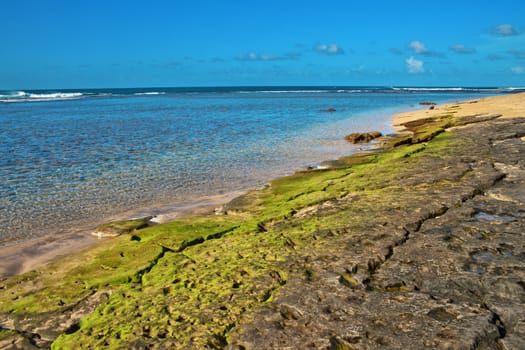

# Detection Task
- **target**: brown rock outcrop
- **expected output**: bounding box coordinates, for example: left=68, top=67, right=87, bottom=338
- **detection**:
left=344, top=131, right=382, bottom=143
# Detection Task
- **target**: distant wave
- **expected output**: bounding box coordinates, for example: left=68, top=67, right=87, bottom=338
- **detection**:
left=393, top=87, right=464, bottom=91
left=237, top=90, right=332, bottom=94
left=236, top=87, right=525, bottom=94
left=0, top=90, right=163, bottom=102
left=133, top=92, right=167, bottom=96
left=0, top=91, right=85, bottom=103
left=1, top=86, right=523, bottom=103
left=392, top=87, right=524, bottom=93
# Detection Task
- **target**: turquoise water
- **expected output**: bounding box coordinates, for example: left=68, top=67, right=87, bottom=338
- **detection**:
left=0, top=87, right=509, bottom=244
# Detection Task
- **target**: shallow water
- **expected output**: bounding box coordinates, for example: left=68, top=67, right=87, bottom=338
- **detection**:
left=0, top=87, right=502, bottom=245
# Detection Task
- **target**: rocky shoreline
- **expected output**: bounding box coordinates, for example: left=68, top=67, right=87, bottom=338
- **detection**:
left=1, top=93, right=524, bottom=349
left=229, top=101, right=525, bottom=349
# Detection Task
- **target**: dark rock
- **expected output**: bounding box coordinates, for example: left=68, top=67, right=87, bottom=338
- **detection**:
left=344, top=131, right=382, bottom=144
left=419, top=101, right=436, bottom=106
left=228, top=117, right=525, bottom=349
left=329, top=336, right=357, bottom=350
left=326, top=108, right=336, bottom=112
left=279, top=304, right=302, bottom=320
left=427, top=307, right=458, bottom=321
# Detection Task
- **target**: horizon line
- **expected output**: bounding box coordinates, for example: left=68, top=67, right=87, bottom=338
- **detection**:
left=2, top=84, right=523, bottom=91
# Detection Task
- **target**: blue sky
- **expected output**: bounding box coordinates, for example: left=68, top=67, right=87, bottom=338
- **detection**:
left=2, top=0, right=524, bottom=89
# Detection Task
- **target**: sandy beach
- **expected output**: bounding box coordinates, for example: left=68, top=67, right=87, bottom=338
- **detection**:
left=1, top=92, right=524, bottom=349
left=393, top=92, right=525, bottom=129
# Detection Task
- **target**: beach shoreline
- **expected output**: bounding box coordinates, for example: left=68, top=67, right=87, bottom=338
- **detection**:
left=1, top=92, right=520, bottom=279
left=2, top=92, right=523, bottom=279
left=1, top=91, right=524, bottom=348
left=392, top=92, right=525, bottom=129
left=0, top=191, right=243, bottom=278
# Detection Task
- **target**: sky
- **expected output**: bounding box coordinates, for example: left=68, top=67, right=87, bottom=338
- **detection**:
left=1, top=0, right=525, bottom=89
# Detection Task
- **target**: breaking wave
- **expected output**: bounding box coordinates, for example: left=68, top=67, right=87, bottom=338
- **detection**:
left=1, top=86, right=523, bottom=103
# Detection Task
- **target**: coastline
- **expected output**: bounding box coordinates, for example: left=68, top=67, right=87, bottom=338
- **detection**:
left=1, top=91, right=524, bottom=348
left=392, top=92, right=525, bottom=130
left=0, top=93, right=520, bottom=278
left=0, top=191, right=242, bottom=278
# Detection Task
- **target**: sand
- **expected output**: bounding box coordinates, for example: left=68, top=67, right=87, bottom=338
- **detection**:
left=393, top=92, right=525, bottom=132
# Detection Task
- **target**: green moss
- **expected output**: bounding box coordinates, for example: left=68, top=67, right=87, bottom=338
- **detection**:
left=95, top=217, right=153, bottom=236
left=0, top=328, right=17, bottom=340
left=339, top=273, right=360, bottom=288
left=1, top=113, right=471, bottom=348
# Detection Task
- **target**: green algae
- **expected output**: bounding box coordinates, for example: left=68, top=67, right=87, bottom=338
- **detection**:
left=0, top=112, right=476, bottom=348
left=95, top=217, right=153, bottom=236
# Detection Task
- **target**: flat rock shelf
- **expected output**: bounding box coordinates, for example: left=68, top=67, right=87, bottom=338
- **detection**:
left=1, top=93, right=524, bottom=349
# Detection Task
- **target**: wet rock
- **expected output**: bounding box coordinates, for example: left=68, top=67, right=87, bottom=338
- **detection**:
left=344, top=131, right=382, bottom=144
left=92, top=216, right=154, bottom=238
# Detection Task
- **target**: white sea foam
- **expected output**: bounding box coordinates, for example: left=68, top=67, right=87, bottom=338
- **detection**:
left=28, top=92, right=84, bottom=99
left=0, top=91, right=84, bottom=102
left=237, top=90, right=331, bottom=94
left=394, top=87, right=465, bottom=91
left=392, top=87, right=525, bottom=93
left=133, top=92, right=167, bottom=96
left=0, top=91, right=26, bottom=99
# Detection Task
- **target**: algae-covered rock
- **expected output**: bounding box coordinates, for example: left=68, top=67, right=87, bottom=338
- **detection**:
left=227, top=116, right=525, bottom=349
left=1, top=98, right=525, bottom=349
left=92, top=216, right=154, bottom=237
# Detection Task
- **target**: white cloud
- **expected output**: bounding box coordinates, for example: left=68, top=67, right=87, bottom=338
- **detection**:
left=512, top=66, right=524, bottom=74
left=406, top=56, right=425, bottom=73
left=237, top=52, right=282, bottom=61
left=449, top=44, right=476, bottom=54
left=314, top=43, right=345, bottom=55
left=408, top=40, right=427, bottom=54
left=493, top=24, right=520, bottom=36
left=407, top=40, right=445, bottom=58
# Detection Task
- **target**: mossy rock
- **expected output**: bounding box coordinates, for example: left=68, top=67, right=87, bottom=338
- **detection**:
left=0, top=109, right=479, bottom=348
left=93, top=217, right=154, bottom=237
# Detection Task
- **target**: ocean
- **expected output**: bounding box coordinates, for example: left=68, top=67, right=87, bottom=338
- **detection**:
left=0, top=86, right=520, bottom=245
